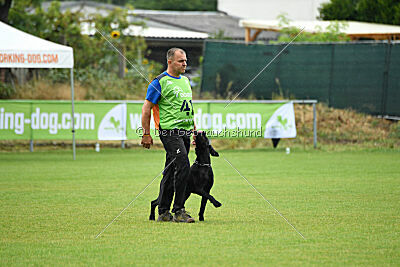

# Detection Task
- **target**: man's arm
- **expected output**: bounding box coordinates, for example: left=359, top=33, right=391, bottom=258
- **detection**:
left=192, top=104, right=197, bottom=144
left=192, top=121, right=197, bottom=145
left=141, top=100, right=155, bottom=149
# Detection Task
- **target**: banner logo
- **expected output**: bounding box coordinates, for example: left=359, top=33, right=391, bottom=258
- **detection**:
left=98, top=104, right=127, bottom=140
left=264, top=102, right=296, bottom=138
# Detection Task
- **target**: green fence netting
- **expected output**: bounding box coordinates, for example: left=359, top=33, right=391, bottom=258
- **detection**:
left=201, top=40, right=399, bottom=116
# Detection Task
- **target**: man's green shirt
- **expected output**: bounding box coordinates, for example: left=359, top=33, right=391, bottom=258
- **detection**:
left=146, top=72, right=194, bottom=130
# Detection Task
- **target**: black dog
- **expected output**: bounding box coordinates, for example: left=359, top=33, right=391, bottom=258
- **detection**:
left=149, top=131, right=221, bottom=221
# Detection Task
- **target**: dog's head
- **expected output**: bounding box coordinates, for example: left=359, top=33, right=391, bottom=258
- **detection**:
left=194, top=131, right=219, bottom=157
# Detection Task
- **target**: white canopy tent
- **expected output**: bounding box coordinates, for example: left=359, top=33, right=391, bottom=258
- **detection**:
left=0, top=21, right=77, bottom=159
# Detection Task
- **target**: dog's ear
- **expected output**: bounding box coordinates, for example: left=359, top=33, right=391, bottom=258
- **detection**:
left=209, top=145, right=219, bottom=157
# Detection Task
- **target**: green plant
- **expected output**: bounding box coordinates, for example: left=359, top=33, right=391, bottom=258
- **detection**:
left=127, top=0, right=217, bottom=11
left=319, top=0, right=400, bottom=26
left=389, top=122, right=400, bottom=139
left=271, top=77, right=295, bottom=100
left=271, top=13, right=350, bottom=43
left=0, top=82, right=15, bottom=99
left=209, top=29, right=233, bottom=40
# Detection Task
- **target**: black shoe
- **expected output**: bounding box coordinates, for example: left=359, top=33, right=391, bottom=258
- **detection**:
left=157, top=211, right=173, bottom=222
left=173, top=208, right=195, bottom=223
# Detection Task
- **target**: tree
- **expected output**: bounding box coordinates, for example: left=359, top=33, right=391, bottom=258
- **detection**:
left=6, top=1, right=148, bottom=71
left=0, top=0, right=12, bottom=23
left=56, top=0, right=218, bottom=11
left=127, top=0, right=217, bottom=11
left=2, top=1, right=162, bottom=100
left=319, top=0, right=400, bottom=25
left=0, top=0, right=44, bottom=23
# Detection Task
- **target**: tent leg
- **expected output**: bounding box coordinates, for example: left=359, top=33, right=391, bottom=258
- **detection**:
left=71, top=68, right=76, bottom=160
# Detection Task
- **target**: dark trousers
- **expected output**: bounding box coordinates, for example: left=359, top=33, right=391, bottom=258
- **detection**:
left=158, top=129, right=191, bottom=214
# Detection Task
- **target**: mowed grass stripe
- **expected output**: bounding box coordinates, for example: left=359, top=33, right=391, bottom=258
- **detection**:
left=0, top=149, right=399, bottom=265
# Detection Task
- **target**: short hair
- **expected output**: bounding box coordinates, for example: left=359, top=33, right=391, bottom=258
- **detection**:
left=167, top=48, right=185, bottom=61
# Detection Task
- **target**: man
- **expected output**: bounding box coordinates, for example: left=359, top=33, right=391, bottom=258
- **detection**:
left=141, top=48, right=196, bottom=223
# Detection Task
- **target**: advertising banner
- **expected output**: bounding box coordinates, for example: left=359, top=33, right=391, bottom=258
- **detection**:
left=190, top=102, right=296, bottom=138
left=0, top=51, right=72, bottom=68
left=0, top=101, right=296, bottom=140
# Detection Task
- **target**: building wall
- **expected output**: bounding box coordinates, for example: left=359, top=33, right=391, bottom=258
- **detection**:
left=218, top=0, right=330, bottom=20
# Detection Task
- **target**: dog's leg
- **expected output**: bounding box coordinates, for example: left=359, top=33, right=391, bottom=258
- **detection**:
left=198, top=190, right=222, bottom=208
left=199, top=196, right=207, bottom=221
left=149, top=198, right=158, bottom=220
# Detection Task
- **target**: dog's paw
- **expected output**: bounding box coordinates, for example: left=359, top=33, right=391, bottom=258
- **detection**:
left=214, top=201, right=222, bottom=208
left=149, top=215, right=155, bottom=221
left=199, top=216, right=204, bottom=221
left=210, top=151, right=219, bottom=157
left=209, top=146, right=219, bottom=157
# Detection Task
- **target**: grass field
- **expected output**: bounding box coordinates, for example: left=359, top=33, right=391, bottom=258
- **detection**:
left=1, top=148, right=399, bottom=266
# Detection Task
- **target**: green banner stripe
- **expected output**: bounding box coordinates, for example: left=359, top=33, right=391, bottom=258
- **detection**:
left=0, top=101, right=289, bottom=140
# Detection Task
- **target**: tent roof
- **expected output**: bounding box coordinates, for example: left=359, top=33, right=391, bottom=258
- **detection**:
left=240, top=20, right=400, bottom=41
left=0, top=22, right=73, bottom=68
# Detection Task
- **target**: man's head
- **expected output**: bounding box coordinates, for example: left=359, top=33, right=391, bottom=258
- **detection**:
left=166, top=48, right=187, bottom=77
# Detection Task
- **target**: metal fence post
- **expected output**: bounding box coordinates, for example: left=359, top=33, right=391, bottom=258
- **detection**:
left=313, top=103, right=317, bottom=148
left=328, top=44, right=335, bottom=107
left=29, top=101, right=33, bottom=152
left=381, top=40, right=391, bottom=116
left=71, top=68, right=76, bottom=160
left=29, top=140, right=33, bottom=152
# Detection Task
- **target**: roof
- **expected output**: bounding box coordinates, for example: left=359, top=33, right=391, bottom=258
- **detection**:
left=42, top=1, right=278, bottom=40
left=42, top=1, right=116, bottom=16
left=131, top=10, right=277, bottom=40
left=0, top=22, right=73, bottom=68
left=81, top=23, right=209, bottom=39
left=240, top=19, right=400, bottom=40
left=42, top=1, right=209, bottom=40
